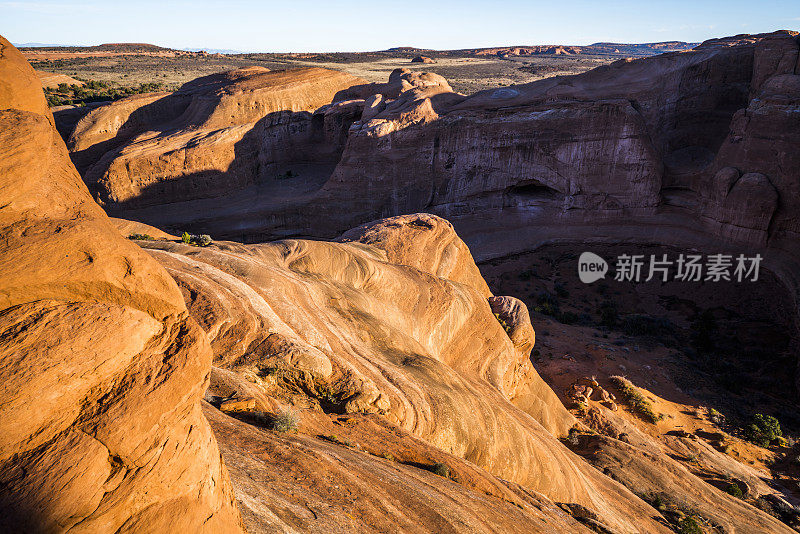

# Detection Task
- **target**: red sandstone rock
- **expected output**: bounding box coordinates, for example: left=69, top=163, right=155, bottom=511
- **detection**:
left=0, top=37, right=244, bottom=534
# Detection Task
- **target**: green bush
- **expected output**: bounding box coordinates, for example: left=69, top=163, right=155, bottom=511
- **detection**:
left=744, top=414, right=782, bottom=447
left=43, top=80, right=165, bottom=107
left=609, top=375, right=663, bottom=424
left=127, top=233, right=153, bottom=241
left=181, top=232, right=213, bottom=247
left=725, top=482, right=743, bottom=498
left=677, top=516, right=703, bottom=534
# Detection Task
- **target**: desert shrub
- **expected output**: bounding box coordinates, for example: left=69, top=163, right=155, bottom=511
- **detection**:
left=621, top=314, right=674, bottom=337
left=127, top=233, right=153, bottom=240
left=566, top=426, right=581, bottom=446
left=725, top=482, right=744, bottom=499
left=609, top=375, right=663, bottom=424
left=744, top=414, right=782, bottom=447
left=493, top=313, right=512, bottom=335
left=181, top=232, right=213, bottom=247
left=677, top=516, right=703, bottom=534
left=430, top=462, right=450, bottom=478
left=708, top=408, right=724, bottom=425
left=43, top=80, right=165, bottom=107
left=517, top=269, right=535, bottom=281
left=195, top=234, right=213, bottom=246
left=554, top=282, right=569, bottom=298
left=599, top=301, right=618, bottom=328
left=269, top=408, right=299, bottom=433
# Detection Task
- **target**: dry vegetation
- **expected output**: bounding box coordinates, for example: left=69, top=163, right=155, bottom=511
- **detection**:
left=27, top=47, right=620, bottom=96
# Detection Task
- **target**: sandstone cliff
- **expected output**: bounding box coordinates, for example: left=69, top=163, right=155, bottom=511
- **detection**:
left=75, top=32, right=800, bottom=274
left=0, top=36, right=244, bottom=533
left=68, top=65, right=366, bottom=207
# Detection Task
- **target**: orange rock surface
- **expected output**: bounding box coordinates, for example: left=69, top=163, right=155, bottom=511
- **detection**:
left=0, top=37, right=244, bottom=533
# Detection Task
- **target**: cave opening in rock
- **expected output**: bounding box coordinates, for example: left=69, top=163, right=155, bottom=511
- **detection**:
left=503, top=180, right=563, bottom=208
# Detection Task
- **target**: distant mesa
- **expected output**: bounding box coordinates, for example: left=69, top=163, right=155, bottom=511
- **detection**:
left=471, top=41, right=697, bottom=57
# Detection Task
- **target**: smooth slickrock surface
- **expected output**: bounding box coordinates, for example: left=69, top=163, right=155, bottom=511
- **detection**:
left=130, top=213, right=677, bottom=533
left=68, top=66, right=366, bottom=207
left=0, top=36, right=244, bottom=534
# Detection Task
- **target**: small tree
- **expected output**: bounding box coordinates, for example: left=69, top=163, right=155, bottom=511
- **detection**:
left=744, top=414, right=782, bottom=447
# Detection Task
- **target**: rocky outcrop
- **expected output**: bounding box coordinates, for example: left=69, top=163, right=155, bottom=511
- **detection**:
left=84, top=32, right=798, bottom=265
left=67, top=66, right=366, bottom=207
left=0, top=37, right=244, bottom=533
left=411, top=55, right=435, bottom=63
left=131, top=213, right=672, bottom=533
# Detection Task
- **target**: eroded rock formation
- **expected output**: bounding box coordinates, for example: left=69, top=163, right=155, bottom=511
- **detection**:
left=126, top=213, right=676, bottom=533
left=70, top=32, right=800, bottom=279
left=67, top=65, right=366, bottom=207
left=0, top=37, right=244, bottom=533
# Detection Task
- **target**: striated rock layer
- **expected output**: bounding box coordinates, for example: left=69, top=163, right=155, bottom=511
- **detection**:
left=68, top=65, right=366, bottom=207
left=0, top=36, right=244, bottom=533
left=131, top=213, right=672, bottom=533
left=78, top=32, right=800, bottom=271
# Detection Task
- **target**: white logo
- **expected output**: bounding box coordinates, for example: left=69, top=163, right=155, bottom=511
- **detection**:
left=578, top=252, right=608, bottom=284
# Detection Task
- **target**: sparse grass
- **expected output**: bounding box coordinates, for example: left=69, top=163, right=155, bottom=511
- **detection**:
left=677, top=516, right=703, bottom=534
left=269, top=408, right=299, bottom=433
left=323, top=434, right=354, bottom=447
left=609, top=375, right=663, bottom=424
left=430, top=462, right=451, bottom=478
left=127, top=233, right=153, bottom=240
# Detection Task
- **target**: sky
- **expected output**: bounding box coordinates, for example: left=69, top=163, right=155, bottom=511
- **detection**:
left=2, top=0, right=799, bottom=52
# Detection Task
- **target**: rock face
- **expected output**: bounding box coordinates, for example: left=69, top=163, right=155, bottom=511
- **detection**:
left=0, top=37, right=244, bottom=533
left=76, top=31, right=800, bottom=275
left=411, top=55, right=435, bottom=63
left=67, top=66, right=366, bottom=207
left=132, top=213, right=671, bottom=533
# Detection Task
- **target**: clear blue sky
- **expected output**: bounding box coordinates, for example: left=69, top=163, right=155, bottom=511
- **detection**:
left=3, top=0, right=799, bottom=52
